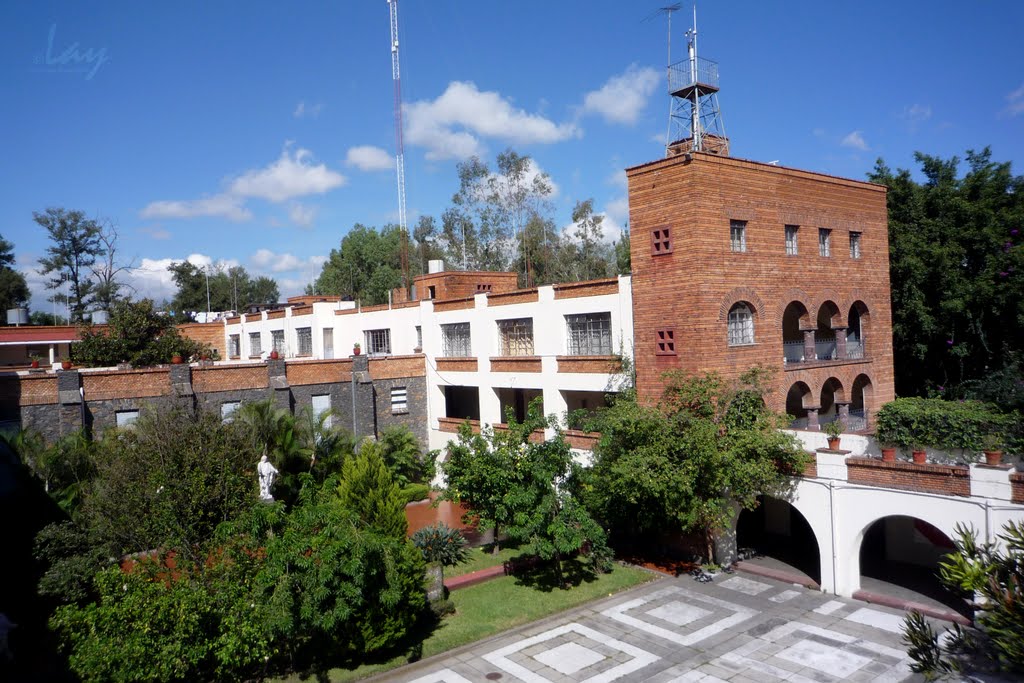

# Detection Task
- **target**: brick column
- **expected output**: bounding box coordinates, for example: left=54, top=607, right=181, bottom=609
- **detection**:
left=802, top=328, right=816, bottom=361
left=833, top=326, right=848, bottom=360
left=806, top=407, right=820, bottom=431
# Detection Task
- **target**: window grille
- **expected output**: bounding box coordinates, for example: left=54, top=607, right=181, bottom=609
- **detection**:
left=849, top=231, right=862, bottom=259
left=498, top=318, right=534, bottom=356
left=785, top=225, right=799, bottom=255
left=476, top=283, right=493, bottom=293
left=249, top=332, right=262, bottom=356
left=566, top=312, right=612, bottom=355
left=391, top=387, right=408, bottom=414
left=818, top=228, right=832, bottom=257
left=442, top=322, right=472, bottom=357
left=311, top=394, right=331, bottom=428
left=651, top=227, right=672, bottom=255
left=728, top=304, right=755, bottom=345
left=221, top=402, right=240, bottom=423
left=228, top=334, right=240, bottom=358
left=296, top=327, right=312, bottom=355
left=730, top=220, right=747, bottom=253
left=415, top=325, right=422, bottom=350
left=364, top=329, right=391, bottom=355
left=656, top=328, right=676, bottom=355
left=271, top=330, right=285, bottom=354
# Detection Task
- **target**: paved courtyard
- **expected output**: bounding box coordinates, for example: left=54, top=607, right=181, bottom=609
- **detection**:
left=375, top=571, right=928, bottom=683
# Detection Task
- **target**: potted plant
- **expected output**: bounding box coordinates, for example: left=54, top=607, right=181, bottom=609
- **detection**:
left=911, top=443, right=927, bottom=464
left=28, top=353, right=40, bottom=369
left=353, top=342, right=361, bottom=356
left=59, top=356, right=72, bottom=371
left=982, top=432, right=1004, bottom=467
left=269, top=349, right=280, bottom=360
left=879, top=441, right=898, bottom=462
left=823, top=420, right=844, bottom=450
left=171, top=353, right=183, bottom=364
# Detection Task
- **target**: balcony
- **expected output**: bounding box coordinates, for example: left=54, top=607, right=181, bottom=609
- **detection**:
left=668, top=56, right=720, bottom=97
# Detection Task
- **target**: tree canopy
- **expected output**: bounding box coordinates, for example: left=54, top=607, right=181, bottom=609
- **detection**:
left=73, top=299, right=210, bottom=367
left=0, top=233, right=30, bottom=315
left=35, top=208, right=105, bottom=322
left=869, top=148, right=1023, bottom=397
left=311, top=223, right=406, bottom=305
left=168, top=262, right=279, bottom=319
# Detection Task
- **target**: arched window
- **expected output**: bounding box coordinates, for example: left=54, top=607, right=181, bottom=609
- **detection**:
left=727, top=303, right=754, bottom=345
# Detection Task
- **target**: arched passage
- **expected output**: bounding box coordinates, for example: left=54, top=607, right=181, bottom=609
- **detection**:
left=847, top=301, right=870, bottom=359
left=737, top=495, right=821, bottom=586
left=819, top=377, right=845, bottom=425
left=785, top=381, right=813, bottom=429
left=782, top=301, right=809, bottom=364
left=815, top=301, right=841, bottom=360
left=858, top=515, right=970, bottom=617
left=850, top=374, right=873, bottom=431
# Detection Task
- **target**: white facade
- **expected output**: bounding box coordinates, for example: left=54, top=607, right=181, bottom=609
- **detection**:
left=219, top=276, right=634, bottom=452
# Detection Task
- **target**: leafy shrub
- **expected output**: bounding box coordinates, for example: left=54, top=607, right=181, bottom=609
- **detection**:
left=73, top=299, right=209, bottom=368
left=412, top=523, right=469, bottom=567
left=399, top=482, right=431, bottom=504
left=874, top=397, right=1012, bottom=456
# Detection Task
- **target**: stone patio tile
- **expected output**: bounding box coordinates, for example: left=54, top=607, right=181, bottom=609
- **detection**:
left=696, top=662, right=740, bottom=680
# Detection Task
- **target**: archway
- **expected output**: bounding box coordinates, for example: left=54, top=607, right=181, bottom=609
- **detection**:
left=850, top=374, right=873, bottom=431
left=819, top=377, right=845, bottom=425
left=785, top=381, right=813, bottom=429
left=736, top=495, right=821, bottom=585
left=858, top=516, right=970, bottom=617
left=782, top=301, right=810, bottom=364
left=847, top=301, right=870, bottom=359
left=815, top=301, right=841, bottom=360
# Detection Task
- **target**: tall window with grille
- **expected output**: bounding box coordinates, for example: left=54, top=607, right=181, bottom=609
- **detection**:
left=249, top=332, right=262, bottom=357
left=730, top=220, right=747, bottom=253
left=818, top=228, right=832, bottom=257
left=785, top=225, right=799, bottom=255
left=228, top=334, right=240, bottom=358
left=442, top=322, right=472, bottom=357
left=566, top=312, right=612, bottom=355
left=364, top=329, right=391, bottom=355
left=296, top=327, right=312, bottom=356
left=271, top=330, right=285, bottom=354
left=849, top=231, right=862, bottom=259
left=727, top=303, right=755, bottom=346
left=497, top=318, right=534, bottom=356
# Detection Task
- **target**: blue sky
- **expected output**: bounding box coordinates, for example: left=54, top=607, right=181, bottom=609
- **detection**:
left=2, top=1, right=1023, bottom=312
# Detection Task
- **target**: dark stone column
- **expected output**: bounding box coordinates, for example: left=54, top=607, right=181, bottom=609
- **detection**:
left=57, top=369, right=83, bottom=437
left=169, top=364, right=195, bottom=414
left=833, top=326, right=848, bottom=360
left=350, top=355, right=376, bottom=441
left=266, top=359, right=291, bottom=412
left=802, top=328, right=816, bottom=361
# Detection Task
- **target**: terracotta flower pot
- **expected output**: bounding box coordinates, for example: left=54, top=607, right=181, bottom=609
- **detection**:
left=171, top=354, right=183, bottom=364
left=880, top=447, right=897, bottom=462
left=912, top=450, right=927, bottom=464
left=30, top=359, right=39, bottom=369
left=353, top=347, right=361, bottom=356
left=269, top=350, right=279, bottom=360
left=827, top=437, right=841, bottom=450
left=61, top=360, right=72, bottom=370
left=984, top=450, right=1003, bottom=466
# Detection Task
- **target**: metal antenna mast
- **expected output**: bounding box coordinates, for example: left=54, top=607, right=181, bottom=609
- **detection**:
left=666, top=2, right=728, bottom=157
left=388, top=0, right=410, bottom=291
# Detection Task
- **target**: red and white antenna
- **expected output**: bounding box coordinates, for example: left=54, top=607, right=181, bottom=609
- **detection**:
left=387, top=0, right=410, bottom=289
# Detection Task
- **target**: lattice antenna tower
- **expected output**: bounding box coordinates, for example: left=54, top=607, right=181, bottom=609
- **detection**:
left=666, top=3, right=729, bottom=157
left=388, top=0, right=410, bottom=290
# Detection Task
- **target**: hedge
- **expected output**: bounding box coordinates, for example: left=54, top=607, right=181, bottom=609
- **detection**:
left=874, top=397, right=1012, bottom=453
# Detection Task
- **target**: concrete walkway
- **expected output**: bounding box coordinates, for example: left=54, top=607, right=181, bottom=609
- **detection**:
left=372, top=572, right=929, bottom=682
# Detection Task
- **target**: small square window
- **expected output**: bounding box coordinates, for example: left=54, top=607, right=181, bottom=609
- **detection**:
left=221, top=401, right=240, bottom=423
left=296, top=327, right=312, bottom=356
left=818, top=228, right=832, bottom=257
left=655, top=328, right=676, bottom=355
left=391, top=387, right=408, bottom=414
left=785, top=225, right=799, bottom=256
left=652, top=227, right=672, bottom=255
left=476, top=283, right=493, bottom=293
left=442, top=322, right=472, bottom=357
left=730, top=220, right=747, bottom=253
left=365, top=329, right=391, bottom=355
left=849, top=231, right=862, bottom=259
left=249, top=332, right=262, bottom=357
left=271, top=330, right=285, bottom=354
left=415, top=325, right=423, bottom=350
left=311, top=394, right=331, bottom=428
left=497, top=318, right=534, bottom=356
left=228, top=334, right=240, bottom=358
left=116, top=410, right=140, bottom=428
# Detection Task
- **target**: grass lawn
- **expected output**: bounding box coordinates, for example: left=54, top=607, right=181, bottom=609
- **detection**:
left=302, top=560, right=656, bottom=683
left=446, top=543, right=524, bottom=578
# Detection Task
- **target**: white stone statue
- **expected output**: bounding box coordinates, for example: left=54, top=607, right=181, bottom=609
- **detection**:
left=257, top=455, right=279, bottom=501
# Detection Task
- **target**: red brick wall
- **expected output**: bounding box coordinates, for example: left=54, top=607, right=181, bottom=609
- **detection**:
left=556, top=356, right=621, bottom=374
left=627, top=152, right=895, bottom=414
left=433, top=298, right=475, bottom=312
left=82, top=369, right=170, bottom=400
left=286, top=359, right=352, bottom=385
left=436, top=358, right=478, bottom=372
left=489, top=357, right=542, bottom=373
left=488, top=289, right=539, bottom=306
left=846, top=458, right=970, bottom=497
left=1, top=375, right=57, bottom=406
left=438, top=417, right=479, bottom=434
left=552, top=278, right=619, bottom=300
left=191, top=365, right=268, bottom=392
left=414, top=271, right=518, bottom=301
left=1011, top=472, right=1024, bottom=505
left=369, top=355, right=426, bottom=380
left=177, top=323, right=226, bottom=357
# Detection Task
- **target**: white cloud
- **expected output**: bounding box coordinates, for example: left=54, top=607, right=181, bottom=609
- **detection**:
left=137, top=226, right=172, bottom=240
left=840, top=130, right=869, bottom=151
left=293, top=101, right=324, bottom=119
left=122, top=254, right=239, bottom=304
left=345, top=145, right=394, bottom=171
left=229, top=145, right=346, bottom=202
left=606, top=196, right=629, bottom=224
left=903, top=103, right=932, bottom=124
left=1002, top=83, right=1024, bottom=117
left=560, top=209, right=623, bottom=246
left=405, top=81, right=579, bottom=160
left=582, top=65, right=660, bottom=125
left=140, top=194, right=252, bottom=222
left=288, top=202, right=316, bottom=227
left=250, top=249, right=326, bottom=274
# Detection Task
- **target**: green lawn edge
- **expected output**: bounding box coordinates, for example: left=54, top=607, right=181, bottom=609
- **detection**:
left=286, top=562, right=657, bottom=683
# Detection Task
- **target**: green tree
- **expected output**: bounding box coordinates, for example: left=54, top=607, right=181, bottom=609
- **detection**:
left=312, top=224, right=405, bottom=304
left=73, top=298, right=209, bottom=367
left=376, top=424, right=428, bottom=487
left=337, top=443, right=408, bottom=538
left=902, top=521, right=1024, bottom=680
left=89, top=223, right=133, bottom=312
left=584, top=368, right=806, bottom=562
left=412, top=214, right=445, bottom=274
left=35, top=208, right=105, bottom=322
left=614, top=226, right=631, bottom=274
left=0, top=233, right=30, bottom=316
left=168, top=262, right=279, bottom=319
left=869, top=148, right=1024, bottom=396
left=29, top=310, right=61, bottom=325
left=566, top=199, right=612, bottom=282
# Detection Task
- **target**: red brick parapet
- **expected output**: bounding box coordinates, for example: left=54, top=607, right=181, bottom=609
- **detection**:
left=846, top=457, right=970, bottom=497
left=556, top=355, right=622, bottom=374
left=436, top=357, right=478, bottom=372
left=432, top=297, right=476, bottom=312
left=552, top=278, right=619, bottom=299
left=489, top=356, right=542, bottom=373
left=564, top=429, right=600, bottom=451
left=1011, top=472, right=1024, bottom=504
left=493, top=423, right=545, bottom=443
left=487, top=289, right=539, bottom=306
left=438, top=417, right=479, bottom=434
